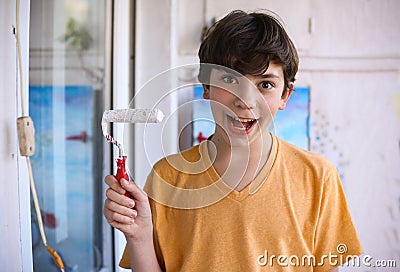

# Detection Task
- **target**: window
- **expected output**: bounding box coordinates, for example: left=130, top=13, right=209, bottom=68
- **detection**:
left=29, top=1, right=111, bottom=270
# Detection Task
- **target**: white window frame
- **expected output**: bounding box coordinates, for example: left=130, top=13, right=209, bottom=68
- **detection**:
left=0, top=0, right=33, bottom=271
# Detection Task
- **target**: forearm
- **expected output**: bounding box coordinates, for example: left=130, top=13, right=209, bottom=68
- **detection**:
left=126, top=230, right=162, bottom=272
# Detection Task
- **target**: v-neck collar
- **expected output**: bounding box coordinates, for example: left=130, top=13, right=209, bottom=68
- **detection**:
left=199, top=134, right=278, bottom=202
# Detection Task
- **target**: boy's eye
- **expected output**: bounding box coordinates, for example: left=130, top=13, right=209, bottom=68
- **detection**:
left=259, top=81, right=274, bottom=89
left=221, top=75, right=238, bottom=84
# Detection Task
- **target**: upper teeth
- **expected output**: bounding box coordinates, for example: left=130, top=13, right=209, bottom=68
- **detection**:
left=233, top=117, right=256, bottom=122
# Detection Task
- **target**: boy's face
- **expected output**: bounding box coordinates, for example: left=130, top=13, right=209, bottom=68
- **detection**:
left=204, top=62, right=293, bottom=147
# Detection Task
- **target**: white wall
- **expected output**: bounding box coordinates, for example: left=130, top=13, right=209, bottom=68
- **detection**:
left=0, top=0, right=33, bottom=271
left=134, top=0, right=179, bottom=186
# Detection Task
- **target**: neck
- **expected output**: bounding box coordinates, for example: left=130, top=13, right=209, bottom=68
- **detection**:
left=207, top=132, right=273, bottom=190
left=209, top=132, right=272, bottom=161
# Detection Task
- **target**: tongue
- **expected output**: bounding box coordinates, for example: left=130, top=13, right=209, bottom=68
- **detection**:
left=241, top=121, right=249, bottom=128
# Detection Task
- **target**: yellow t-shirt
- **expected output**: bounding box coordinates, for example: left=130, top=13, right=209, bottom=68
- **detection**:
left=120, top=136, right=362, bottom=271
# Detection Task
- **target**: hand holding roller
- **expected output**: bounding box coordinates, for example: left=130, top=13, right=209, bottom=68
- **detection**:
left=101, top=108, right=164, bottom=197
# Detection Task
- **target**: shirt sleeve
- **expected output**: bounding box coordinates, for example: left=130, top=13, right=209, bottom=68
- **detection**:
left=313, top=168, right=363, bottom=272
left=119, top=246, right=131, bottom=269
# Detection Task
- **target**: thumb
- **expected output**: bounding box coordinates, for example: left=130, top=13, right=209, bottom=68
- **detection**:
left=120, top=178, right=148, bottom=202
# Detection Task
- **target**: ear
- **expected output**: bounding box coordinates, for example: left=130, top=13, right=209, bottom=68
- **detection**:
left=202, top=84, right=210, bottom=99
left=278, top=83, right=294, bottom=110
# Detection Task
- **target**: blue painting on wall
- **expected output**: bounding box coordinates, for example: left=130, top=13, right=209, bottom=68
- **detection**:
left=192, top=85, right=214, bottom=145
left=274, top=87, right=310, bottom=150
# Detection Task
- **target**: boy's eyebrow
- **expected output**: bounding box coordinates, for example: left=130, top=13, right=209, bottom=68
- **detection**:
left=216, top=68, right=243, bottom=77
left=214, top=69, right=281, bottom=79
left=218, top=68, right=280, bottom=78
left=258, top=73, right=280, bottom=79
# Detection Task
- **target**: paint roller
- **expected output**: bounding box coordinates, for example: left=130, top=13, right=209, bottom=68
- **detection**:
left=101, top=108, right=164, bottom=195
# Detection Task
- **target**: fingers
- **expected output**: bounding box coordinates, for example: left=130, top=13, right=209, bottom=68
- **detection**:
left=104, top=175, right=146, bottom=208
left=104, top=175, right=126, bottom=195
left=120, top=178, right=148, bottom=202
left=104, top=196, right=137, bottom=216
left=104, top=199, right=137, bottom=225
left=103, top=174, right=152, bottom=233
left=105, top=186, right=134, bottom=208
left=120, top=179, right=152, bottom=218
left=104, top=174, right=147, bottom=203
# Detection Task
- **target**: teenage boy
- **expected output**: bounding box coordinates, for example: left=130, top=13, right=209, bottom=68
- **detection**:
left=103, top=10, right=362, bottom=272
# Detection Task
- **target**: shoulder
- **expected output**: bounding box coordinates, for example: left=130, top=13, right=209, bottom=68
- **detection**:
left=273, top=137, right=348, bottom=216
left=276, top=137, right=333, bottom=166
left=152, top=144, right=202, bottom=174
left=275, top=137, right=338, bottom=179
left=144, top=143, right=215, bottom=208
left=147, top=143, right=210, bottom=190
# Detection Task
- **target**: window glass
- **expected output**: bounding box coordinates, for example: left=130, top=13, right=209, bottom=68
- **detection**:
left=29, top=1, right=108, bottom=271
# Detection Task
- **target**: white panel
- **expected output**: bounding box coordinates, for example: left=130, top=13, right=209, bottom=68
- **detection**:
left=134, top=0, right=178, bottom=188
left=309, top=0, right=400, bottom=57
left=0, top=0, right=33, bottom=271
left=205, top=0, right=312, bottom=52
left=112, top=1, right=133, bottom=270
left=176, top=0, right=204, bottom=55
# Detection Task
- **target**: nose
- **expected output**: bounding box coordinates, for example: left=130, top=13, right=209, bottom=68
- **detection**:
left=233, top=82, right=257, bottom=109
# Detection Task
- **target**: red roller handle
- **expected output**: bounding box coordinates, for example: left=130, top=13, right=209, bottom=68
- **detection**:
left=115, top=156, right=132, bottom=198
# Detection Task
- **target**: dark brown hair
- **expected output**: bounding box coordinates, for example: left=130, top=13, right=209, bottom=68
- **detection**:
left=198, top=10, right=299, bottom=91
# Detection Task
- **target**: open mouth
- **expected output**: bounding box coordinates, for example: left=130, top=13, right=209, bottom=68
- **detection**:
left=227, top=115, right=258, bottom=132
